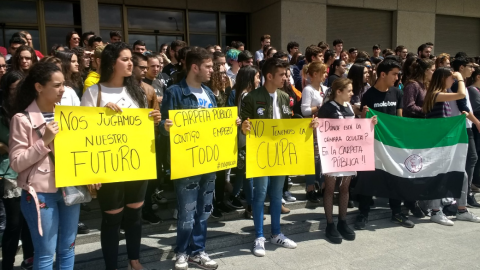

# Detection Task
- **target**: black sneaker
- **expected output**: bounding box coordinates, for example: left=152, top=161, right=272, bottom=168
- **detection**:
left=337, top=220, right=355, bottom=241
left=354, top=214, right=368, bottom=230
left=325, top=223, right=342, bottom=244
left=77, top=222, right=90, bottom=234
left=211, top=208, right=223, bottom=219
left=227, top=195, right=244, bottom=209
left=348, top=200, right=355, bottom=208
left=216, top=201, right=233, bottom=213
left=306, top=190, right=320, bottom=203
left=391, top=213, right=415, bottom=228
left=21, top=257, right=34, bottom=270
left=142, top=210, right=162, bottom=224
left=410, top=201, right=426, bottom=218
left=467, top=195, right=480, bottom=208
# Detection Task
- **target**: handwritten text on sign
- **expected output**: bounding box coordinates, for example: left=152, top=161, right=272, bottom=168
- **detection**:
left=316, top=118, right=374, bottom=173
left=54, top=106, right=157, bottom=187
left=246, top=119, right=315, bottom=178
left=169, top=107, right=238, bottom=180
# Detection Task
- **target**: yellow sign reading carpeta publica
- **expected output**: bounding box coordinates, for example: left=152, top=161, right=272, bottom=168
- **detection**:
left=246, top=119, right=315, bottom=178
left=169, top=107, right=238, bottom=180
left=54, top=106, right=157, bottom=187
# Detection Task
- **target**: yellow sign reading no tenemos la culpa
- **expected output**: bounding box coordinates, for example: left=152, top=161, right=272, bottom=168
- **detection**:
left=246, top=119, right=315, bottom=178
left=169, top=107, right=238, bottom=180
left=54, top=106, right=157, bottom=187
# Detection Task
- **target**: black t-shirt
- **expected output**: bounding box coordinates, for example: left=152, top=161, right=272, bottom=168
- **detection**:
left=361, top=86, right=403, bottom=116
left=327, top=74, right=340, bottom=87
left=162, top=63, right=176, bottom=76
left=317, top=100, right=354, bottom=119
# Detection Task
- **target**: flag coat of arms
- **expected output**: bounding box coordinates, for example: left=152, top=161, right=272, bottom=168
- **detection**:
left=354, top=109, right=467, bottom=201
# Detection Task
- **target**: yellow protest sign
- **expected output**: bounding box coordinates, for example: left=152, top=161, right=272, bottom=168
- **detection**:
left=169, top=107, right=238, bottom=180
left=54, top=105, right=156, bottom=187
left=246, top=119, right=315, bottom=178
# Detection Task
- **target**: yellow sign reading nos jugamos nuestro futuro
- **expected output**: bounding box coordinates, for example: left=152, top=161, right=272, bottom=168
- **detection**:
left=169, top=107, right=238, bottom=180
left=54, top=106, right=157, bottom=187
left=246, top=119, right=315, bottom=178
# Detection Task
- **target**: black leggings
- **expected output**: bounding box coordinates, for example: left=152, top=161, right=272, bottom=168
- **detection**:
left=2, top=197, right=34, bottom=270
left=97, top=180, right=147, bottom=270
left=215, top=170, right=226, bottom=203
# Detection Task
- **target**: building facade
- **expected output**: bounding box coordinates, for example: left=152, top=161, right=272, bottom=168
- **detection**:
left=1, top=0, right=479, bottom=56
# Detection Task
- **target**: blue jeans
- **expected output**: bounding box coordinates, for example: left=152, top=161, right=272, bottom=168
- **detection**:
left=21, top=190, right=80, bottom=270
left=232, top=166, right=253, bottom=206
left=252, top=176, right=284, bottom=238
left=174, top=173, right=215, bottom=255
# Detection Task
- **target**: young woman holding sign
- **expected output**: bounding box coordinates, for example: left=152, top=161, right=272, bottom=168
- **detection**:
left=81, top=42, right=161, bottom=270
left=317, top=78, right=377, bottom=244
left=8, top=62, right=80, bottom=269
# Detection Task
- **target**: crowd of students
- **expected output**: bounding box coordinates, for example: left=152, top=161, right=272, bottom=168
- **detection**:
left=0, top=30, right=480, bottom=270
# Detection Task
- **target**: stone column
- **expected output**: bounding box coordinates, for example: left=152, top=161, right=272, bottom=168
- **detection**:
left=80, top=0, right=100, bottom=35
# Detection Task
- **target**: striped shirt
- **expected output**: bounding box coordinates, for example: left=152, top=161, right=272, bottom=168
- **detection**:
left=426, top=93, right=451, bottom=118
left=42, top=112, right=54, bottom=124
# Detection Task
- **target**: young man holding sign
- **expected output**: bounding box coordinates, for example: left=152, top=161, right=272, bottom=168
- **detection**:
left=241, top=57, right=318, bottom=257
left=161, top=47, right=219, bottom=270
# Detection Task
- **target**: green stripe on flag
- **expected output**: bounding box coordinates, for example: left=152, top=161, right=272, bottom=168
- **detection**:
left=366, top=109, right=468, bottom=149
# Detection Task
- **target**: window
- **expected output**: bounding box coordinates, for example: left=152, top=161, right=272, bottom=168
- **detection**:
left=44, top=1, right=82, bottom=50
left=127, top=8, right=184, bottom=32
left=44, top=1, right=81, bottom=26
left=99, top=5, right=122, bottom=28
left=0, top=0, right=37, bottom=24
left=3, top=29, right=41, bottom=51
left=188, top=12, right=217, bottom=47
left=128, top=34, right=182, bottom=52
left=220, top=13, right=248, bottom=50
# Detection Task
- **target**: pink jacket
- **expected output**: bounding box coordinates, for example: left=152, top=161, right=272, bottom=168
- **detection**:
left=9, top=101, right=55, bottom=236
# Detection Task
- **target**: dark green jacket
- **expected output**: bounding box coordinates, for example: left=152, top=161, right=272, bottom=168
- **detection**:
left=240, top=86, right=292, bottom=121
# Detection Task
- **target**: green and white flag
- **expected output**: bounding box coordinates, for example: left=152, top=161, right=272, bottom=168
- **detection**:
left=354, top=109, right=467, bottom=200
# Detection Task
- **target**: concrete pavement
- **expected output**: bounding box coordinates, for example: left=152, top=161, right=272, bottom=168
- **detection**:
left=142, top=215, right=480, bottom=270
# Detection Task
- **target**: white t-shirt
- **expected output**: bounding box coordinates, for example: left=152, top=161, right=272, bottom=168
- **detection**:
left=301, top=84, right=325, bottom=117
left=269, top=92, right=281, bottom=119
left=58, top=86, right=80, bottom=106
left=255, top=49, right=264, bottom=62
left=81, top=84, right=140, bottom=108
left=189, top=86, right=213, bottom=108
left=227, top=69, right=237, bottom=85
left=449, top=89, right=473, bottom=128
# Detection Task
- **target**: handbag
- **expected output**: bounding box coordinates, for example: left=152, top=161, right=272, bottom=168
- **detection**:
left=22, top=111, right=92, bottom=206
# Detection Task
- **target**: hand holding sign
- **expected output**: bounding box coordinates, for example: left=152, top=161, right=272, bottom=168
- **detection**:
left=149, top=110, right=161, bottom=125
left=316, top=118, right=374, bottom=174
left=43, top=121, right=59, bottom=145
left=242, top=118, right=251, bottom=134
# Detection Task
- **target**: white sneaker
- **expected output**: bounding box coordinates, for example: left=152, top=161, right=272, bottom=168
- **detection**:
left=431, top=210, right=454, bottom=226
left=456, top=211, right=480, bottom=223
left=283, top=191, right=296, bottom=202
left=282, top=198, right=286, bottom=204
left=270, top=233, right=297, bottom=249
left=252, top=237, right=266, bottom=257
left=188, top=251, right=218, bottom=269
left=175, top=253, right=189, bottom=270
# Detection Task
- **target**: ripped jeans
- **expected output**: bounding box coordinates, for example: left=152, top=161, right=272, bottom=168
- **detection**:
left=174, top=172, right=215, bottom=255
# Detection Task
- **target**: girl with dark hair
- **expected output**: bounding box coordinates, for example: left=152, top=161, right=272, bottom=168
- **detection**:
left=55, top=50, right=82, bottom=100
left=228, top=66, right=260, bottom=218
left=49, top=44, right=65, bottom=56
left=347, top=64, right=370, bottom=116
left=403, top=59, right=435, bottom=118
left=318, top=77, right=378, bottom=244
left=327, top=59, right=346, bottom=87
left=423, top=68, right=480, bottom=225
left=81, top=42, right=160, bottom=270
left=66, top=31, right=80, bottom=49
left=468, top=66, right=480, bottom=191
left=0, top=71, right=35, bottom=270
left=11, top=45, right=38, bottom=74
left=9, top=62, right=81, bottom=269
left=401, top=56, right=417, bottom=86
